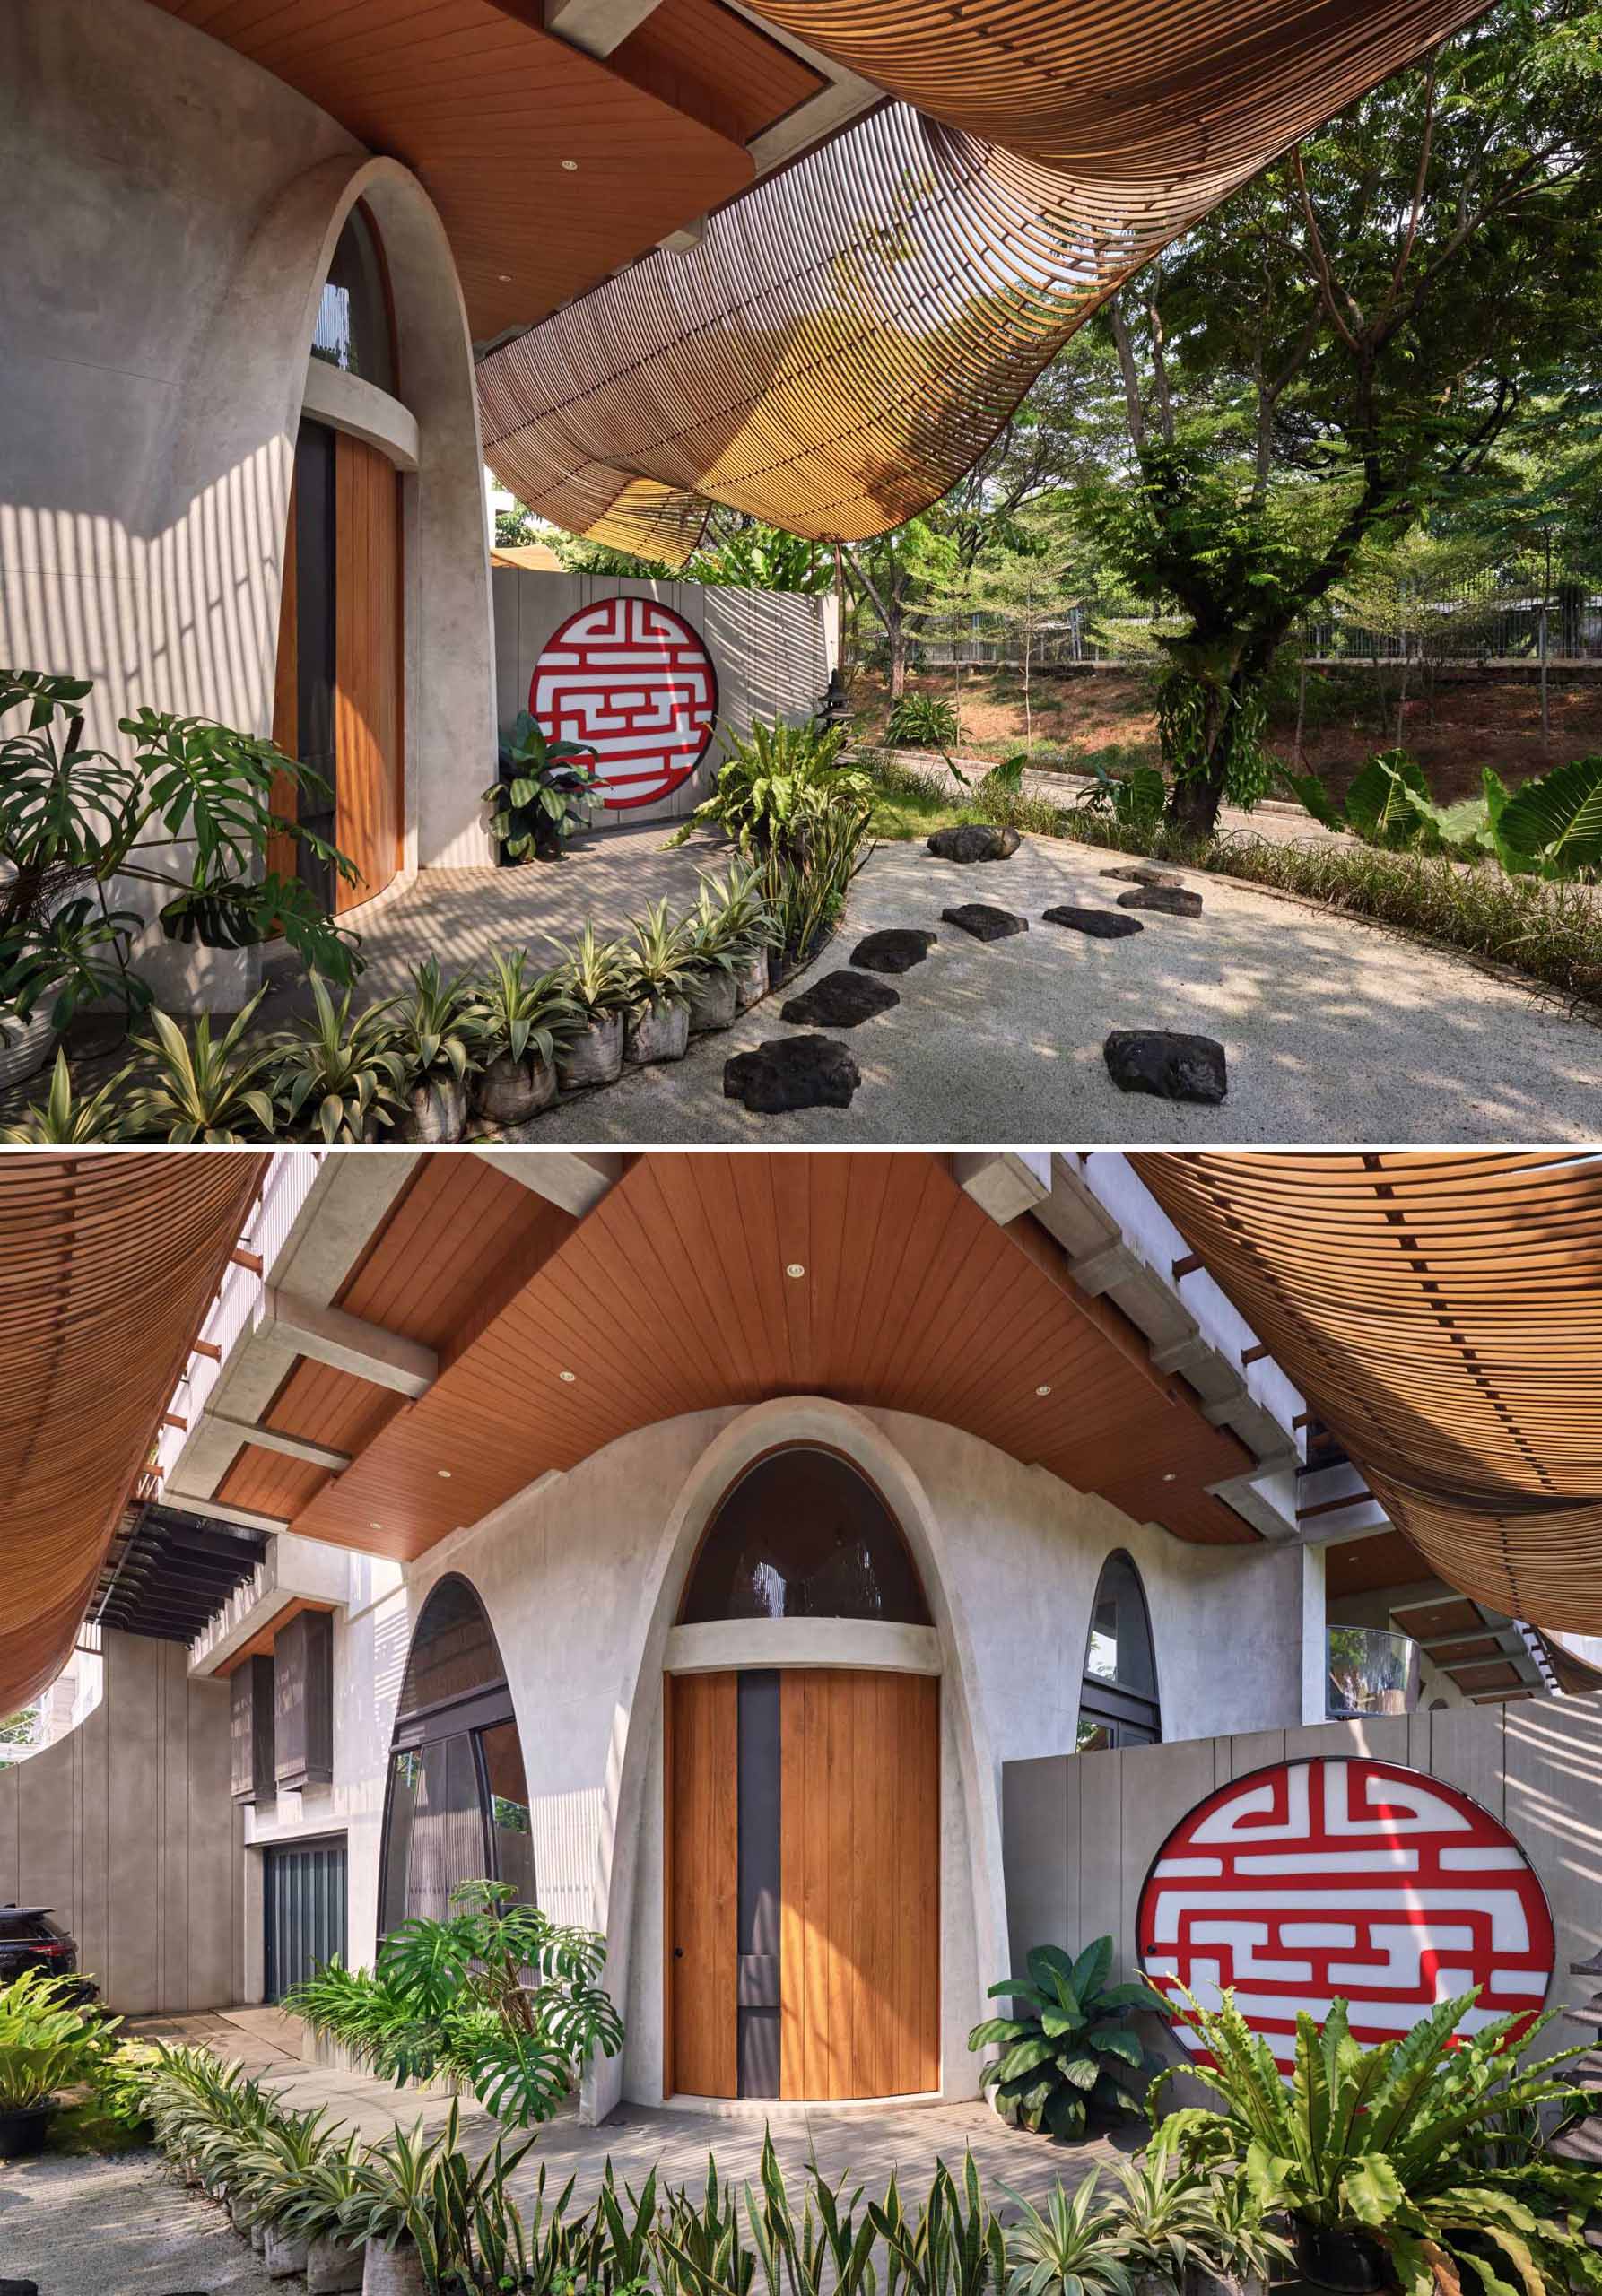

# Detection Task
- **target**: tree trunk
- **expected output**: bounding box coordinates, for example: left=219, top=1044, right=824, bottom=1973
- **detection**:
left=889, top=623, right=908, bottom=701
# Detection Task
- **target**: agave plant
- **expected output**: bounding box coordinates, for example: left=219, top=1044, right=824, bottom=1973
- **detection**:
left=273, top=977, right=407, bottom=1144
left=999, top=2170, right=1136, bottom=2296
left=1, top=1047, right=136, bottom=1143
left=562, top=923, right=634, bottom=1020
left=123, top=990, right=283, bottom=1143
left=473, top=949, right=581, bottom=1067
left=969, top=1938, right=1159, bottom=2139
left=626, top=899, right=696, bottom=1010
left=392, top=959, right=487, bottom=1142
left=686, top=863, right=776, bottom=969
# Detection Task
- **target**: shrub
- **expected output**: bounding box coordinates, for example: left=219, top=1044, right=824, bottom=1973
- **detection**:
left=122, top=992, right=284, bottom=1144
left=470, top=951, right=582, bottom=1070
left=271, top=978, right=408, bottom=1144
left=886, top=693, right=961, bottom=751
left=674, top=716, right=873, bottom=857
left=969, top=1938, right=1161, bottom=2139
left=483, top=711, right=599, bottom=863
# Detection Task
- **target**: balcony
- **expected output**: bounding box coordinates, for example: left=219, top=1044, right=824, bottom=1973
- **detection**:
left=1327, top=1626, right=1420, bottom=1719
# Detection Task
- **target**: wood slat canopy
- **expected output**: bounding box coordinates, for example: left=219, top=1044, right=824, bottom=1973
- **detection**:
left=0, top=1152, right=267, bottom=1717
left=479, top=0, right=1493, bottom=557
left=1137, top=1152, right=1602, bottom=1632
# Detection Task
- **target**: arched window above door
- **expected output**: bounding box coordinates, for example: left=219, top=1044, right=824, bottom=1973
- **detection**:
left=1076, top=1552, right=1161, bottom=1750
left=379, top=1575, right=534, bottom=1935
left=679, top=1447, right=930, bottom=1626
left=312, top=203, right=396, bottom=396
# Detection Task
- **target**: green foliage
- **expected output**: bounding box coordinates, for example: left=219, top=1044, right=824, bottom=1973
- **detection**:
left=1497, top=753, right=1602, bottom=875
left=470, top=950, right=582, bottom=1069
left=1282, top=747, right=1602, bottom=881
left=564, top=922, right=636, bottom=1019
left=123, top=991, right=283, bottom=1144
left=0, top=1048, right=135, bottom=1144
left=483, top=711, right=600, bottom=863
left=284, top=1877, right=623, bottom=2133
left=1152, top=1984, right=1600, bottom=2296
left=998, top=2170, right=1135, bottom=2296
left=394, top=959, right=487, bottom=1092
left=969, top=1938, right=1161, bottom=2140
left=886, top=694, right=962, bottom=751
left=675, top=717, right=872, bottom=857
left=683, top=863, right=777, bottom=974
left=271, top=977, right=408, bottom=1144
left=626, top=899, right=697, bottom=1009
left=0, top=1969, right=119, bottom=2113
left=694, top=524, right=832, bottom=594
left=1075, top=759, right=1167, bottom=837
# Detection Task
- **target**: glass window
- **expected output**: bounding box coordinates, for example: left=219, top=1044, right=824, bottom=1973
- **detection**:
left=381, top=1734, right=484, bottom=1927
left=396, top=1576, right=503, bottom=1721
left=1076, top=1552, right=1161, bottom=1749
left=679, top=1448, right=930, bottom=1625
left=479, top=1718, right=536, bottom=1908
left=311, top=204, right=396, bottom=395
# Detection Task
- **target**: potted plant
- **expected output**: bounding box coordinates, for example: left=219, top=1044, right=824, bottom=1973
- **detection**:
left=483, top=712, right=599, bottom=864
left=1, top=1048, right=135, bottom=1143
left=623, top=900, right=694, bottom=1065
left=393, top=960, right=486, bottom=1143
left=343, top=2117, right=443, bottom=2296
left=968, top=1936, right=1162, bottom=2137
left=235, top=2104, right=336, bottom=2280
left=0, top=1969, right=103, bottom=2159
left=121, top=991, right=285, bottom=1143
left=683, top=865, right=772, bottom=1031
left=555, top=925, right=632, bottom=1091
left=278, top=2130, right=369, bottom=2295
left=998, top=2167, right=1136, bottom=2296
left=0, top=670, right=363, bottom=1086
left=273, top=978, right=407, bottom=1144
left=469, top=951, right=582, bottom=1126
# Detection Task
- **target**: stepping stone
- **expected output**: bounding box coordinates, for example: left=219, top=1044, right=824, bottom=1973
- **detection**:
left=781, top=970, right=900, bottom=1029
left=725, top=1034, right=861, bottom=1114
left=927, top=823, right=1020, bottom=863
left=1042, top=905, right=1144, bottom=940
left=851, top=927, right=936, bottom=974
left=1102, top=864, right=1183, bottom=888
left=942, top=902, right=1028, bottom=942
left=1117, top=886, right=1204, bottom=918
left=1104, top=1029, right=1227, bottom=1105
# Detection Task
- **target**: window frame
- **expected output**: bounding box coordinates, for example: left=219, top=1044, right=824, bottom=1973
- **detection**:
left=677, top=1441, right=931, bottom=1628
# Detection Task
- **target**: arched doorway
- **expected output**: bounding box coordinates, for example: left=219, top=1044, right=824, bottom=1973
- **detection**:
left=666, top=1448, right=940, bottom=2103
left=1076, top=1551, right=1162, bottom=1750
left=378, top=1576, right=534, bottom=1934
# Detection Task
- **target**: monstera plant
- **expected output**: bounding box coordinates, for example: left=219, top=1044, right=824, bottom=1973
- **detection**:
left=969, top=1937, right=1162, bottom=2139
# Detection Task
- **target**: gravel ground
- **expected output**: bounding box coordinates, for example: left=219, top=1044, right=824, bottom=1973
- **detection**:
left=0, top=2146, right=274, bottom=2296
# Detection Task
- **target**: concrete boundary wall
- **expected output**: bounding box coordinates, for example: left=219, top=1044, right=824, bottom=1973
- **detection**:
left=0, top=1631, right=242, bottom=2013
left=492, top=569, right=836, bottom=828
left=1003, top=1692, right=1602, bottom=2048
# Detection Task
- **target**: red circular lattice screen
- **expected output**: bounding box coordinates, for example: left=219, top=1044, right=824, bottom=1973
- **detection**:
left=529, top=597, right=718, bottom=812
left=1136, top=1757, right=1554, bottom=2070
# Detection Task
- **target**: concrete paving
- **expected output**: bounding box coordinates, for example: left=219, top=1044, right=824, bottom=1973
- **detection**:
left=518, top=831, right=1602, bottom=1144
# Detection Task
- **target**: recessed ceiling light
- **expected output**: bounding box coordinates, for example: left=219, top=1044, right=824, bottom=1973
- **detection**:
left=561, top=158, right=579, bottom=171
left=1035, top=1383, right=1052, bottom=1396
left=1162, top=1472, right=1178, bottom=1483
left=497, top=272, right=512, bottom=283
left=785, top=1263, right=805, bottom=1279
left=437, top=1469, right=452, bottom=1480
left=559, top=1369, right=577, bottom=1383
left=370, top=1520, right=383, bottom=1531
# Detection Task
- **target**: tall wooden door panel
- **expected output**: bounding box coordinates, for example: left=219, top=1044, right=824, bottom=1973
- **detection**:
left=779, top=1669, right=939, bottom=2100
left=266, top=472, right=300, bottom=884
left=334, top=430, right=403, bottom=914
left=667, top=1669, right=738, bottom=2100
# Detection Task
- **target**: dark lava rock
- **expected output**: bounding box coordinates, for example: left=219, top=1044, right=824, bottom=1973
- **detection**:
left=1101, top=864, right=1184, bottom=888
left=781, top=970, right=901, bottom=1029
left=927, top=822, right=1020, bottom=863
left=725, top=1033, right=861, bottom=1114
left=1041, top=905, right=1145, bottom=940
left=941, top=902, right=1028, bottom=942
left=1, top=2283, right=40, bottom=2296
left=1117, top=885, right=1204, bottom=918
left=851, top=927, right=936, bottom=974
left=1104, top=1029, right=1227, bottom=1105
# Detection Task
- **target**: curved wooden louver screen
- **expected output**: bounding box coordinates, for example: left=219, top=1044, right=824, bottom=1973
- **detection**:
left=0, top=1152, right=267, bottom=1715
left=479, top=0, right=1493, bottom=560
left=1136, top=1152, right=1602, bottom=1632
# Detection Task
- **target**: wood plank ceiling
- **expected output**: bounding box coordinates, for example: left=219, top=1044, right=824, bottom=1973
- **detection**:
left=0, top=1152, right=268, bottom=1717
left=1139, top=1151, right=1602, bottom=1633
left=226, top=1152, right=1257, bottom=1561
left=142, top=0, right=762, bottom=339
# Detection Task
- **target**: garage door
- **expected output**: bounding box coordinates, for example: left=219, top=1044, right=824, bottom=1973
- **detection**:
left=265, top=1838, right=348, bottom=2003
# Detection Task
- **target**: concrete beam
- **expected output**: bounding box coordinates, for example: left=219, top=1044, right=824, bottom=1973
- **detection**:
left=544, top=0, right=665, bottom=57
left=206, top=1413, right=353, bottom=1473
left=471, top=1150, right=623, bottom=1218
left=953, top=1152, right=1051, bottom=1227
left=158, top=1491, right=290, bottom=1535
left=260, top=1287, right=437, bottom=1397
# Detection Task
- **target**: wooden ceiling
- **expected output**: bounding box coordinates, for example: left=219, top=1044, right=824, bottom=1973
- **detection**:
left=0, top=1152, right=268, bottom=1717
left=144, top=0, right=762, bottom=339
left=1141, top=1152, right=1602, bottom=1632
left=222, top=1153, right=1257, bottom=1562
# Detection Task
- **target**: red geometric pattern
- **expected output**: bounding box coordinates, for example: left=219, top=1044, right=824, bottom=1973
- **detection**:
left=530, top=597, right=718, bottom=812
left=1136, top=1758, right=1553, bottom=2072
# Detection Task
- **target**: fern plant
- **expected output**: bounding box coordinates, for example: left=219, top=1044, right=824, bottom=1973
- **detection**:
left=969, top=1938, right=1159, bottom=2139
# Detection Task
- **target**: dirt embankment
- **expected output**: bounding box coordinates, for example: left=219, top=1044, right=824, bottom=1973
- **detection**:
left=851, top=665, right=1602, bottom=804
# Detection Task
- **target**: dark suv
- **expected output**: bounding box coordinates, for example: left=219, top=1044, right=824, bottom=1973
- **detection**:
left=0, top=1905, right=97, bottom=2004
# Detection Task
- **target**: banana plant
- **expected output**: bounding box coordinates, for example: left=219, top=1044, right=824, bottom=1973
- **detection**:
left=969, top=1937, right=1162, bottom=2138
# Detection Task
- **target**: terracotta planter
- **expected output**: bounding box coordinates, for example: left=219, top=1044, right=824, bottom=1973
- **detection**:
left=0, top=1000, right=57, bottom=1093
left=265, top=2225, right=311, bottom=2278
left=475, top=1048, right=557, bottom=1126
left=400, top=1074, right=469, bottom=1143
left=306, top=2233, right=365, bottom=2294
left=733, top=950, right=769, bottom=1010
left=686, top=968, right=737, bottom=1034
left=624, top=996, right=690, bottom=1066
left=363, top=2239, right=429, bottom=2296
left=556, top=1009, right=623, bottom=1091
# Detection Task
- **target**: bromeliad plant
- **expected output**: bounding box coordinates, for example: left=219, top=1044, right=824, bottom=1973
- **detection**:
left=284, top=1879, right=623, bottom=2131
left=1152, top=1985, right=1601, bottom=2296
left=484, top=712, right=600, bottom=864
left=970, top=1938, right=1162, bottom=2140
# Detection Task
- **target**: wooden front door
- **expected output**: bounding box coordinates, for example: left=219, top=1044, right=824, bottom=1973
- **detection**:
left=666, top=1666, right=939, bottom=2101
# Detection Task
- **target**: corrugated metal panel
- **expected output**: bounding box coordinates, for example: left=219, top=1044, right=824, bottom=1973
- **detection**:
left=265, top=1838, right=348, bottom=2002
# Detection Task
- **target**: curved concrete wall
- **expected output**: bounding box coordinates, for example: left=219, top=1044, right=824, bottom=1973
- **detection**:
left=0, top=0, right=494, bottom=1002
left=248, top=1401, right=1317, bottom=2114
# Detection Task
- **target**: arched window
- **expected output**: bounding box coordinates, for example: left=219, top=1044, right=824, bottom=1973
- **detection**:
left=378, top=1576, right=534, bottom=1935
left=311, top=204, right=396, bottom=396
left=679, top=1448, right=930, bottom=1626
left=1076, top=1552, right=1161, bottom=1750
